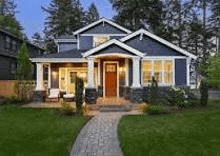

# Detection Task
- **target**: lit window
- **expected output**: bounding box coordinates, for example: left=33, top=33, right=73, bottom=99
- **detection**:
left=94, top=35, right=109, bottom=47
left=164, top=60, right=173, bottom=84
left=142, top=60, right=173, bottom=85
left=143, top=60, right=152, bottom=84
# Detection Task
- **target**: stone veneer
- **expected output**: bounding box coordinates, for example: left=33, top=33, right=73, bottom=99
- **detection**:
left=33, top=90, right=47, bottom=102
left=85, top=88, right=97, bottom=104
left=129, top=88, right=144, bottom=103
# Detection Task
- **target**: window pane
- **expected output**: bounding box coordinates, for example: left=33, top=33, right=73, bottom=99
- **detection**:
left=60, top=69, right=66, bottom=90
left=143, top=60, right=152, bottom=84
left=94, top=36, right=109, bottom=47
left=164, top=60, right=173, bottom=84
left=154, top=60, right=162, bottom=83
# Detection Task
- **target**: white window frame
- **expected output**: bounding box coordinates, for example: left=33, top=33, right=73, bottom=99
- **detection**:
left=93, top=35, right=110, bottom=47
left=142, top=58, right=175, bottom=86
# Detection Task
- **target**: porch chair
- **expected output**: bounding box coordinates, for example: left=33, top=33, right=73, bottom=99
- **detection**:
left=47, top=88, right=60, bottom=102
left=63, top=92, right=75, bottom=102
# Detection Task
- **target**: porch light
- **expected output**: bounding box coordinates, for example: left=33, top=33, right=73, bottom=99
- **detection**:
left=52, top=71, right=57, bottom=76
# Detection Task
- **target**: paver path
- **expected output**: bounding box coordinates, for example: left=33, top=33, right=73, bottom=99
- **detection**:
left=70, top=112, right=129, bottom=156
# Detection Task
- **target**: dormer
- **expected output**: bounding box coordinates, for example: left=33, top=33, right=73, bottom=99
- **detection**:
left=55, top=35, right=77, bottom=53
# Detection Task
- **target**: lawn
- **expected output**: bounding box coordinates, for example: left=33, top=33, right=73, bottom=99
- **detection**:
left=118, top=100, right=220, bottom=156
left=0, top=107, right=88, bottom=156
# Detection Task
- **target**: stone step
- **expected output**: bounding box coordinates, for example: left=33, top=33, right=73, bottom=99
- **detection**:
left=99, top=107, right=131, bottom=112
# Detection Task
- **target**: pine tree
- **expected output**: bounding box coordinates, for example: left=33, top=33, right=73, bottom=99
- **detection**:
left=42, top=0, right=85, bottom=53
left=0, top=0, right=17, bottom=16
left=15, top=43, right=34, bottom=100
left=31, top=32, right=44, bottom=49
left=209, top=0, right=220, bottom=53
left=85, top=2, right=99, bottom=25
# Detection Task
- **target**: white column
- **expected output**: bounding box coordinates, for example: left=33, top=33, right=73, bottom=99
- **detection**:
left=97, top=59, right=101, bottom=86
left=125, top=58, right=129, bottom=86
left=87, top=57, right=94, bottom=88
left=35, top=63, right=45, bottom=91
left=48, top=63, right=51, bottom=89
left=132, top=57, right=141, bottom=88
left=186, top=57, right=191, bottom=87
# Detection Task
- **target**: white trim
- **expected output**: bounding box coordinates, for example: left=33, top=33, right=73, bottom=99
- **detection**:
left=143, top=56, right=186, bottom=59
left=186, top=57, right=191, bottom=87
left=58, top=44, right=60, bottom=53
left=93, top=35, right=110, bottom=47
left=141, top=58, right=175, bottom=86
left=120, top=29, right=197, bottom=60
left=82, top=39, right=145, bottom=57
left=55, top=39, right=77, bottom=43
left=77, top=34, right=80, bottom=50
left=30, top=58, right=88, bottom=63
left=73, top=18, right=132, bottom=35
left=103, top=61, right=119, bottom=98
left=125, top=58, right=129, bottom=86
left=80, top=34, right=127, bottom=37
left=92, top=53, right=135, bottom=58
left=48, top=63, right=51, bottom=89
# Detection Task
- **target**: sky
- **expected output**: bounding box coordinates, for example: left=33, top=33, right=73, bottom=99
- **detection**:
left=14, top=0, right=115, bottom=39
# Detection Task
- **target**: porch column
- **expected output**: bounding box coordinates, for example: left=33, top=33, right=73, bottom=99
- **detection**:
left=48, top=63, right=51, bottom=89
left=125, top=58, right=129, bottom=86
left=132, top=56, right=141, bottom=88
left=35, top=63, right=45, bottom=91
left=87, top=57, right=94, bottom=88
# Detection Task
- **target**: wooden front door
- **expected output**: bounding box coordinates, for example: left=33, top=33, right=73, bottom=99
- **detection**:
left=105, top=63, right=117, bottom=97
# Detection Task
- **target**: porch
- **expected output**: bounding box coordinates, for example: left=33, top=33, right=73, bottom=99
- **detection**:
left=33, top=54, right=144, bottom=104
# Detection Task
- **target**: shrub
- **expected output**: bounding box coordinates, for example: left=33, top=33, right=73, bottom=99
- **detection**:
left=138, top=103, right=150, bottom=113
left=149, top=76, right=159, bottom=105
left=147, top=105, right=170, bottom=115
left=75, top=77, right=84, bottom=114
left=7, top=95, right=22, bottom=105
left=59, top=101, right=75, bottom=116
left=200, top=79, right=209, bottom=107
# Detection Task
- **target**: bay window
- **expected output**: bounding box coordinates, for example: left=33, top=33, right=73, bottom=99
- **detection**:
left=142, top=59, right=174, bottom=85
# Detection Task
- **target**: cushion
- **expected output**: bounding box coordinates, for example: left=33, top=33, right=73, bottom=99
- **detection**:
left=63, top=94, right=75, bottom=98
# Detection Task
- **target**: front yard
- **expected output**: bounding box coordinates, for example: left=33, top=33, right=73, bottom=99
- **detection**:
left=118, top=100, right=220, bottom=156
left=0, top=107, right=88, bottom=156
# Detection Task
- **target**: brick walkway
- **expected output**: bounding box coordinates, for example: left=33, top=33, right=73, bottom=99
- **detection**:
left=70, top=112, right=130, bottom=156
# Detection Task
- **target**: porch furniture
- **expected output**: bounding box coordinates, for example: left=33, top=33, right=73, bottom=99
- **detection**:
left=47, top=89, right=60, bottom=102
left=63, top=93, right=75, bottom=102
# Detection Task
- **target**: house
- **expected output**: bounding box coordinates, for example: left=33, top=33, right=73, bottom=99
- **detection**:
left=31, top=18, right=197, bottom=104
left=0, top=29, right=45, bottom=97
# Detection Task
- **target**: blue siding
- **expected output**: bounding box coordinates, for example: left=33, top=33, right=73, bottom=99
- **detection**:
left=110, top=36, right=124, bottom=40
left=129, top=59, right=133, bottom=86
left=81, top=23, right=128, bottom=34
left=59, top=43, right=77, bottom=52
left=175, top=59, right=186, bottom=85
left=125, top=35, right=184, bottom=56
left=94, top=45, right=135, bottom=56
left=79, top=36, right=93, bottom=50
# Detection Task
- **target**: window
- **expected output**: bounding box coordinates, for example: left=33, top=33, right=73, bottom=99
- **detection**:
left=10, top=62, right=16, bottom=74
left=5, top=36, right=11, bottom=49
left=142, top=59, right=174, bottom=85
left=94, top=35, right=109, bottom=47
left=12, top=40, right=17, bottom=51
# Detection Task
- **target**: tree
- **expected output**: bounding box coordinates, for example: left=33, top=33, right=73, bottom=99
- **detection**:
left=85, top=2, right=99, bottom=25
left=109, top=0, right=165, bottom=32
left=42, top=0, right=86, bottom=53
left=207, top=53, right=220, bottom=86
left=15, top=43, right=34, bottom=100
left=31, top=32, right=44, bottom=48
left=209, top=0, right=220, bottom=53
left=0, top=0, right=17, bottom=17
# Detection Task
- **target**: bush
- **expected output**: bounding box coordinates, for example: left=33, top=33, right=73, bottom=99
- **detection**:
left=200, top=79, right=208, bottom=107
left=75, top=77, right=84, bottom=114
left=147, top=105, right=170, bottom=115
left=138, top=103, right=150, bottom=113
left=148, top=76, right=159, bottom=105
left=59, top=101, right=75, bottom=116
left=7, top=95, right=23, bottom=105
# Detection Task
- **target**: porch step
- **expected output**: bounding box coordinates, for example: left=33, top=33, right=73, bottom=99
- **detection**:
left=99, top=106, right=131, bottom=112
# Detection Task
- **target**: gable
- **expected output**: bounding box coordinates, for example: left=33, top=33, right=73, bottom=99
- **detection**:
left=92, top=44, right=136, bottom=56
left=125, top=35, right=184, bottom=56
left=81, top=22, right=128, bottom=35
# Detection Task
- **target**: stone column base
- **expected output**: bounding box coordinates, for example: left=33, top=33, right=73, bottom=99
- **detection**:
left=34, top=90, right=46, bottom=102
left=129, top=88, right=143, bottom=103
left=85, top=88, right=97, bottom=104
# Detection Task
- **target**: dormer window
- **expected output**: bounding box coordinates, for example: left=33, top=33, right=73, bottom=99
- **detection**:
left=93, top=35, right=109, bottom=47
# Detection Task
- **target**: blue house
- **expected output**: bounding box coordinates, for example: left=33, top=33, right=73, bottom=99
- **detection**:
left=31, top=18, right=197, bottom=104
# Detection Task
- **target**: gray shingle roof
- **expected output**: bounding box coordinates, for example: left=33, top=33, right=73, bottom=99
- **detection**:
left=57, top=35, right=76, bottom=39
left=34, top=49, right=86, bottom=58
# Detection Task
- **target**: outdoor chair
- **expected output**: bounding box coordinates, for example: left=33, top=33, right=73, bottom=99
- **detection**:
left=47, top=88, right=60, bottom=102
left=63, top=92, right=75, bottom=102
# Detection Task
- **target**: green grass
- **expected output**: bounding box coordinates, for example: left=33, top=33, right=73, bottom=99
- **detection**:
left=0, top=107, right=88, bottom=156
left=118, top=100, right=220, bottom=156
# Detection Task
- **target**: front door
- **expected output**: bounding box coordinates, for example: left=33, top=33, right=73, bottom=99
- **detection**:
left=105, top=63, right=117, bottom=97
left=67, top=71, right=77, bottom=94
